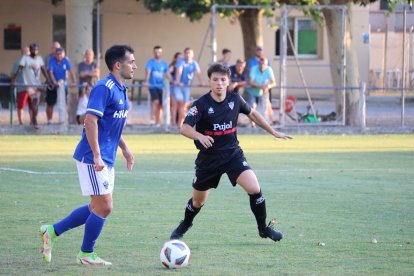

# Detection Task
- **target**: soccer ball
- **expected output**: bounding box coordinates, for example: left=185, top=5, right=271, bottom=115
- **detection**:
left=160, top=240, right=191, bottom=269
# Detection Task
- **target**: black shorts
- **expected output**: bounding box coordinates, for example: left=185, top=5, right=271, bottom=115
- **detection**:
left=45, top=87, right=57, bottom=106
left=192, top=147, right=252, bottom=191
left=149, top=87, right=163, bottom=104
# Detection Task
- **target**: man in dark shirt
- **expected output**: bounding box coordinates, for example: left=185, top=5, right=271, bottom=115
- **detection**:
left=229, top=59, right=247, bottom=93
left=170, top=63, right=292, bottom=243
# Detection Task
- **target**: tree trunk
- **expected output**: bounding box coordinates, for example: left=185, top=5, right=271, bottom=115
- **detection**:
left=322, top=3, right=360, bottom=126
left=238, top=9, right=264, bottom=61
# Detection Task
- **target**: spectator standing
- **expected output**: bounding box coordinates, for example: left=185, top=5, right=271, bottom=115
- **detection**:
left=248, top=57, right=277, bottom=125
left=144, top=45, right=169, bottom=126
left=169, top=52, right=182, bottom=126
left=12, top=43, right=50, bottom=129
left=47, top=47, right=76, bottom=124
left=45, top=41, right=61, bottom=69
left=78, top=48, right=99, bottom=95
left=229, top=59, right=247, bottom=93
left=11, top=46, right=31, bottom=125
left=247, top=46, right=270, bottom=70
left=217, top=48, right=232, bottom=67
left=174, top=47, right=203, bottom=126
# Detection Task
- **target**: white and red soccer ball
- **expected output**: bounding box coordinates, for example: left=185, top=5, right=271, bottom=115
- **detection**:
left=160, top=240, right=190, bottom=269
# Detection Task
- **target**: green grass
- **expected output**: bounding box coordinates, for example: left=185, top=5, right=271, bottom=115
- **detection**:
left=0, top=134, right=413, bottom=275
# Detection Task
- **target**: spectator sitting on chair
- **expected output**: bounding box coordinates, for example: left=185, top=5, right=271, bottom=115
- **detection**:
left=47, top=47, right=76, bottom=124
left=11, top=46, right=31, bottom=125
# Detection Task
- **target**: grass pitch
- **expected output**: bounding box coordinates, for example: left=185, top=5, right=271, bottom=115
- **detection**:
left=0, top=134, right=413, bottom=275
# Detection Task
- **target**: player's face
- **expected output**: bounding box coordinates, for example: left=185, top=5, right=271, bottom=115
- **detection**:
left=209, top=72, right=229, bottom=97
left=120, top=52, right=137, bottom=80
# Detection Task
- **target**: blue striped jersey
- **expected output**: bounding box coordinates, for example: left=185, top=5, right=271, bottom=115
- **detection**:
left=73, top=73, right=129, bottom=166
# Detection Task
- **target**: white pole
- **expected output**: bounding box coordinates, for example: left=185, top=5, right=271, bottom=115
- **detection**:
left=279, top=5, right=287, bottom=126
left=210, top=4, right=217, bottom=63
left=163, top=78, right=171, bottom=130
left=57, top=80, right=67, bottom=125
left=96, top=1, right=101, bottom=68
left=401, top=5, right=407, bottom=126
left=359, top=81, right=366, bottom=129
left=341, top=6, right=347, bottom=126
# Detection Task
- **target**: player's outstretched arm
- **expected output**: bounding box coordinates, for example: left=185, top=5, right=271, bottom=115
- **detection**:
left=181, top=123, right=214, bottom=149
left=119, top=135, right=134, bottom=172
left=248, top=110, right=292, bottom=140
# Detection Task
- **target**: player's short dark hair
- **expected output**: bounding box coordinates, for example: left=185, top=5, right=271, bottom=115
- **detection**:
left=222, top=48, right=231, bottom=55
left=153, top=45, right=162, bottom=51
left=207, top=63, right=231, bottom=79
left=105, top=45, right=134, bottom=71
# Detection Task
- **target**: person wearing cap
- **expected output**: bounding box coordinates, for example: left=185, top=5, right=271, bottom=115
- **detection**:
left=47, top=47, right=76, bottom=124
left=45, top=41, right=61, bottom=69
left=12, top=43, right=50, bottom=129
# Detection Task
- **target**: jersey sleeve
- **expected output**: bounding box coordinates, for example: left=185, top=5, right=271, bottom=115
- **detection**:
left=86, top=84, right=111, bottom=118
left=183, top=100, right=202, bottom=127
left=66, top=58, right=72, bottom=70
left=238, top=94, right=251, bottom=115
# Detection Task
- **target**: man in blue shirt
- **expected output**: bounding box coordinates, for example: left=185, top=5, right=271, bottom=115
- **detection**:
left=47, top=47, right=76, bottom=124
left=174, top=47, right=204, bottom=126
left=40, top=45, right=137, bottom=266
left=144, top=45, right=169, bottom=126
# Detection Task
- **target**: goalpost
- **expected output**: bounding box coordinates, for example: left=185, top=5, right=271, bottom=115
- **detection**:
left=210, top=4, right=348, bottom=126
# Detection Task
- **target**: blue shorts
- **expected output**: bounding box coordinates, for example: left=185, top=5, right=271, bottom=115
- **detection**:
left=173, top=86, right=191, bottom=103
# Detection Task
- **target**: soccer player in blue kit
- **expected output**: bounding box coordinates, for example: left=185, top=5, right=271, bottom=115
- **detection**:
left=170, top=63, right=292, bottom=242
left=39, top=45, right=137, bottom=266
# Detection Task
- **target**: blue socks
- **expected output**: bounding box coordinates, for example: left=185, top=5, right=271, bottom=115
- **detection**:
left=52, top=204, right=107, bottom=253
left=81, top=211, right=106, bottom=253
left=53, top=204, right=91, bottom=236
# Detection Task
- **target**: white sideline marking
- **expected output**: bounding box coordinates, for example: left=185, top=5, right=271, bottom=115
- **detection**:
left=0, top=167, right=409, bottom=175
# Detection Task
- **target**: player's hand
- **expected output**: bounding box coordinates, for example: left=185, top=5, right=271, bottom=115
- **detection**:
left=274, top=131, right=293, bottom=140
left=122, top=148, right=134, bottom=172
left=199, top=135, right=214, bottom=149
left=93, top=155, right=105, bottom=171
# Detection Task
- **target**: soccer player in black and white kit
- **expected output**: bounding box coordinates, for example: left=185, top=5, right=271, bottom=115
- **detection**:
left=170, top=63, right=292, bottom=242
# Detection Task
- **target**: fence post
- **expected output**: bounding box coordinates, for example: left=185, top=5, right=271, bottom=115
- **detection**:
left=359, top=81, right=366, bottom=129
left=9, top=86, right=16, bottom=127
left=163, top=79, right=171, bottom=130
left=57, top=80, right=67, bottom=125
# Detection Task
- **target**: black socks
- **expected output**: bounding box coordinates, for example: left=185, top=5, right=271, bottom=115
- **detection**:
left=249, top=191, right=267, bottom=231
left=183, top=198, right=202, bottom=226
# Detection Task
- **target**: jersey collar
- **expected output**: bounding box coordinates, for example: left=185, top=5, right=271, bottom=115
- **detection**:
left=108, top=73, right=126, bottom=91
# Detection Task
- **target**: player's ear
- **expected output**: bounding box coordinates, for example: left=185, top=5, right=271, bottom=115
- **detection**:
left=114, top=61, right=121, bottom=70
